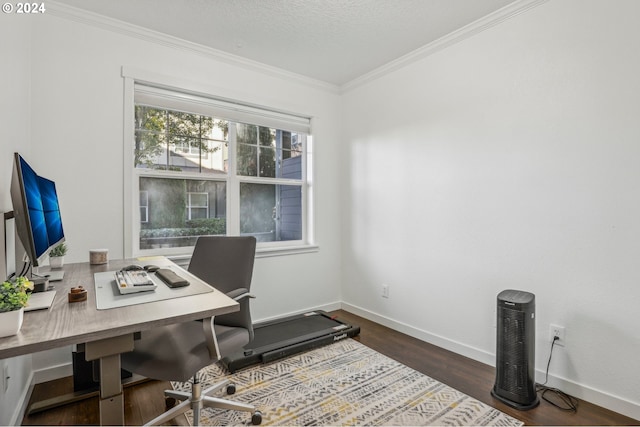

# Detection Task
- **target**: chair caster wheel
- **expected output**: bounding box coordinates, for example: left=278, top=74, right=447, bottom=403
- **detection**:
left=226, top=383, right=236, bottom=395
left=164, top=396, right=177, bottom=409
left=251, top=411, right=262, bottom=425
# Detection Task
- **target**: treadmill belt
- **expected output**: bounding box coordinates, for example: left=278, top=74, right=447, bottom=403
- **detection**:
left=249, top=314, right=343, bottom=348
left=221, top=310, right=360, bottom=372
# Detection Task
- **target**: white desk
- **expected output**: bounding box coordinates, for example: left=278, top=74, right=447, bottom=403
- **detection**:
left=0, top=257, right=238, bottom=425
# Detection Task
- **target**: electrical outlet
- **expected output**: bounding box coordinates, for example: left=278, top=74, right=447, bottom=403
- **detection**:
left=381, top=284, right=389, bottom=298
left=549, top=324, right=566, bottom=347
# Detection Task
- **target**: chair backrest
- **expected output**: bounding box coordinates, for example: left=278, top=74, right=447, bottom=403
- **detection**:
left=188, top=236, right=257, bottom=339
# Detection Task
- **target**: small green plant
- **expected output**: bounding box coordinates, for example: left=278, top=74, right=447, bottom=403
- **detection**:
left=49, top=243, right=68, bottom=257
left=0, top=277, right=32, bottom=313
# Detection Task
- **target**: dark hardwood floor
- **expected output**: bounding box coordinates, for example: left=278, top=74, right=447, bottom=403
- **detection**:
left=22, top=309, right=639, bottom=426
left=333, top=310, right=638, bottom=426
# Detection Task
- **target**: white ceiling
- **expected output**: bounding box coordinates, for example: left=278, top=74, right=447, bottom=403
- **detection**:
left=54, top=0, right=516, bottom=86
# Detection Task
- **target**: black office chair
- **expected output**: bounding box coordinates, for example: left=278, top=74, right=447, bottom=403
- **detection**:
left=121, top=236, right=262, bottom=426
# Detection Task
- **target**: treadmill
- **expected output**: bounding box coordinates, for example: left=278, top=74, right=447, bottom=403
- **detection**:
left=221, top=310, right=360, bottom=373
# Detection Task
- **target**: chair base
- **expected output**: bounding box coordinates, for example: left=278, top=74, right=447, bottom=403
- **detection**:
left=145, top=378, right=262, bottom=426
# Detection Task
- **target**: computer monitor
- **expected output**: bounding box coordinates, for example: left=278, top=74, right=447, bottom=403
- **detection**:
left=38, top=175, right=65, bottom=251
left=10, top=153, right=65, bottom=268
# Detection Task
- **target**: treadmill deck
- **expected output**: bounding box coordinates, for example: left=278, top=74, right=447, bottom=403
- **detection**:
left=221, top=310, right=360, bottom=372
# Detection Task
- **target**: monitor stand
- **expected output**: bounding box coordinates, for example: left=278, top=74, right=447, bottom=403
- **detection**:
left=33, top=267, right=65, bottom=282
left=44, top=269, right=65, bottom=281
left=30, top=267, right=62, bottom=292
left=30, top=275, right=49, bottom=293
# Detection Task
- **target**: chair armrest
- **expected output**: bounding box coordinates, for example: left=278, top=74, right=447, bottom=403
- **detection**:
left=217, top=287, right=256, bottom=343
left=226, top=287, right=255, bottom=301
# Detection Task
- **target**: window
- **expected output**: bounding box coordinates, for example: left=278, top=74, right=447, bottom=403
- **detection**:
left=187, top=192, right=209, bottom=220
left=135, top=106, right=226, bottom=174
left=139, top=191, right=149, bottom=223
left=126, top=81, right=312, bottom=256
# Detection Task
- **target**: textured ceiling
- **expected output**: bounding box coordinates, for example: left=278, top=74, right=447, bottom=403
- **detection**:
left=53, top=0, right=515, bottom=86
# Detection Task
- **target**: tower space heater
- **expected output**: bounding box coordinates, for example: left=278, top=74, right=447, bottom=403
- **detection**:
left=491, top=289, right=539, bottom=410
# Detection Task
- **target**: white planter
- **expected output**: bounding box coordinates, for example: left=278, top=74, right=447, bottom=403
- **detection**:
left=0, top=307, right=24, bottom=338
left=50, top=256, right=64, bottom=269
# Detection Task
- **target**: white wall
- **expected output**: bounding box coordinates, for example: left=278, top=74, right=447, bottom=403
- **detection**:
left=5, top=0, right=640, bottom=422
left=342, top=0, right=640, bottom=420
left=7, top=4, right=342, bottom=394
left=28, top=11, right=342, bottom=318
left=0, top=13, right=35, bottom=427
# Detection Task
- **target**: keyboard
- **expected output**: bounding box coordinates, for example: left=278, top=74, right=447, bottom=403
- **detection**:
left=115, top=270, right=157, bottom=294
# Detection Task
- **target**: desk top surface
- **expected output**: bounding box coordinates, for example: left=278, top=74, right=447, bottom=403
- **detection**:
left=0, top=257, right=238, bottom=359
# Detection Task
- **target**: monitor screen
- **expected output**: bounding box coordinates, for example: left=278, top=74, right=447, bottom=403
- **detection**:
left=10, top=153, right=65, bottom=268
left=38, top=176, right=65, bottom=250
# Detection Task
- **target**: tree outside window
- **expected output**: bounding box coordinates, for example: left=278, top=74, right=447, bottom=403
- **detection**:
left=134, top=104, right=305, bottom=251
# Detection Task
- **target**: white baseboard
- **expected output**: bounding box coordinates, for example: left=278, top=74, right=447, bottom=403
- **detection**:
left=255, top=301, right=342, bottom=324
left=539, top=373, right=640, bottom=421
left=33, top=361, right=73, bottom=384
left=340, top=302, right=640, bottom=421
left=9, top=370, right=34, bottom=427
left=25, top=302, right=344, bottom=387
left=19, top=301, right=640, bottom=422
left=340, top=302, right=495, bottom=364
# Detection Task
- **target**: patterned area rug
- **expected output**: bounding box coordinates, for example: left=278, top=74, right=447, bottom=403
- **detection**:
left=172, top=339, right=523, bottom=426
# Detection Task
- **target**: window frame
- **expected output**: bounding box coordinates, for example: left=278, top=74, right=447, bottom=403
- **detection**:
left=122, top=69, right=317, bottom=258
left=139, top=190, right=149, bottom=223
left=186, top=192, right=209, bottom=220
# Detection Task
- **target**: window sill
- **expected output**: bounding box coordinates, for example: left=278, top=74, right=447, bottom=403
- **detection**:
left=166, top=244, right=319, bottom=267
left=255, top=244, right=319, bottom=258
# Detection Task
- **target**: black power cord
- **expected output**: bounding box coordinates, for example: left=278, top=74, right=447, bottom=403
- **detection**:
left=536, top=335, right=579, bottom=412
left=7, top=260, right=30, bottom=280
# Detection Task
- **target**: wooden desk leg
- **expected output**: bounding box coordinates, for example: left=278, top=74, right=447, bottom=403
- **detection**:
left=85, top=335, right=134, bottom=426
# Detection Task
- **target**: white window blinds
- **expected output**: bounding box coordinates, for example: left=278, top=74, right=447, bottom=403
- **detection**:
left=134, top=83, right=311, bottom=134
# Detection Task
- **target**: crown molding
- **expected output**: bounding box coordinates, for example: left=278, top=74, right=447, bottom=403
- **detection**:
left=340, top=0, right=549, bottom=93
left=45, top=1, right=341, bottom=94
left=44, top=0, right=546, bottom=96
